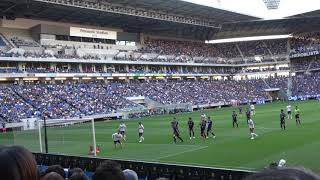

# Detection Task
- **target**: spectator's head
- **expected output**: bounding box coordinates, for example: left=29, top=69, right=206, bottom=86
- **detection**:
left=41, top=172, right=64, bottom=180
left=68, top=167, right=84, bottom=178
left=244, top=167, right=320, bottom=180
left=123, top=169, right=138, bottom=180
left=0, top=145, right=38, bottom=180
left=92, top=160, right=125, bottom=180
left=45, top=165, right=66, bottom=179
left=69, top=172, right=89, bottom=180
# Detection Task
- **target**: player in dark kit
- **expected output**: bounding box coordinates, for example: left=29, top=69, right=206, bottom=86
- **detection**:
left=200, top=118, right=207, bottom=140
left=232, top=111, right=239, bottom=128
left=280, top=109, right=286, bottom=130
left=239, top=107, right=243, bottom=114
left=171, top=118, right=183, bottom=144
left=187, top=117, right=195, bottom=139
left=206, top=117, right=216, bottom=138
left=246, top=109, right=251, bottom=124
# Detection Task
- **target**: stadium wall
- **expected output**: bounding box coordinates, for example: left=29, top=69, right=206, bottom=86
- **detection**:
left=34, top=153, right=254, bottom=180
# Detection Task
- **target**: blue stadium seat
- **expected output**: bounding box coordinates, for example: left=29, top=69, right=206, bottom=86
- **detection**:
left=0, top=37, right=6, bottom=47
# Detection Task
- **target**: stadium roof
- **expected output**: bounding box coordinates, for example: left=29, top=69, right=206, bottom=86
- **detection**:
left=103, top=0, right=260, bottom=23
left=288, top=9, right=320, bottom=18
left=213, top=17, right=320, bottom=39
left=0, top=0, right=319, bottom=41
left=0, top=0, right=261, bottom=40
left=0, top=0, right=214, bottom=39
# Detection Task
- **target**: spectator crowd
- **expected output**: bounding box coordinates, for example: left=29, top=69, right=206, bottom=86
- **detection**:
left=1, top=72, right=320, bottom=123
left=0, top=36, right=290, bottom=65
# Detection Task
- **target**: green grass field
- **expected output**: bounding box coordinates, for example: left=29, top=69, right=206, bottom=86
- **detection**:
left=1, top=100, right=320, bottom=172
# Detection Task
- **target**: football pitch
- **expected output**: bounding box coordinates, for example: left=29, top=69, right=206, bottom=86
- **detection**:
left=1, top=100, right=320, bottom=172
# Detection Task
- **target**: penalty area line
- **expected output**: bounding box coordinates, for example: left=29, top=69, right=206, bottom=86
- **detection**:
left=154, top=146, right=208, bottom=161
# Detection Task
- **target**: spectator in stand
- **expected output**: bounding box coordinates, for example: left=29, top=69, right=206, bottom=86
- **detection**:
left=69, top=172, right=89, bottom=180
left=92, top=160, right=125, bottom=180
left=290, top=32, right=320, bottom=58
left=5, top=73, right=320, bottom=121
left=44, top=165, right=66, bottom=179
left=0, top=145, right=39, bottom=180
left=123, top=169, right=139, bottom=180
left=0, top=77, right=288, bottom=121
left=292, top=72, right=320, bottom=98
left=41, top=172, right=64, bottom=180
left=0, top=34, right=289, bottom=64
left=68, top=168, right=85, bottom=178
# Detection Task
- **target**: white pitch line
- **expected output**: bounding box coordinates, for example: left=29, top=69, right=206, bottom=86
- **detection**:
left=257, top=126, right=279, bottom=130
left=154, top=146, right=208, bottom=160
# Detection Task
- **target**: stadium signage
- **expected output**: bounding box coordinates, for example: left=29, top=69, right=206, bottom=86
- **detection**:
left=290, top=50, right=319, bottom=58
left=101, top=73, right=112, bottom=77
left=70, top=27, right=117, bottom=40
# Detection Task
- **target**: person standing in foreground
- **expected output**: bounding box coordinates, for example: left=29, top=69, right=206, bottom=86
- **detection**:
left=246, top=109, right=251, bottom=124
left=239, top=107, right=243, bottom=115
left=280, top=109, right=286, bottom=130
left=206, top=117, right=216, bottom=138
left=112, top=130, right=123, bottom=149
left=286, top=104, right=292, bottom=119
left=250, top=104, right=255, bottom=116
left=200, top=118, right=207, bottom=140
left=187, top=117, right=195, bottom=139
left=248, top=118, right=258, bottom=140
left=294, top=106, right=301, bottom=125
left=171, top=118, right=184, bottom=144
left=119, top=122, right=127, bottom=141
left=0, top=146, right=39, bottom=180
left=232, top=111, right=239, bottom=128
left=138, top=122, right=144, bottom=143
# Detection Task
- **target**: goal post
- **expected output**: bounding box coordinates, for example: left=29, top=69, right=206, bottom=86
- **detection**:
left=91, top=118, right=97, bottom=157
left=36, top=117, right=95, bottom=155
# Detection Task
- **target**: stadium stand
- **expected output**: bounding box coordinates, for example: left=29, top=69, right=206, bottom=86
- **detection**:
left=1, top=0, right=320, bottom=179
left=0, top=26, right=290, bottom=64
left=0, top=86, right=36, bottom=122
left=3, top=72, right=320, bottom=122
left=0, top=26, right=319, bottom=123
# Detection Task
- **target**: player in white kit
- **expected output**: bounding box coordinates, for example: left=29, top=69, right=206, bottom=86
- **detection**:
left=138, top=122, right=145, bottom=143
left=250, top=104, right=255, bottom=116
left=119, top=122, right=127, bottom=141
left=112, top=130, right=123, bottom=149
left=248, top=119, right=258, bottom=140
left=286, top=104, right=292, bottom=119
